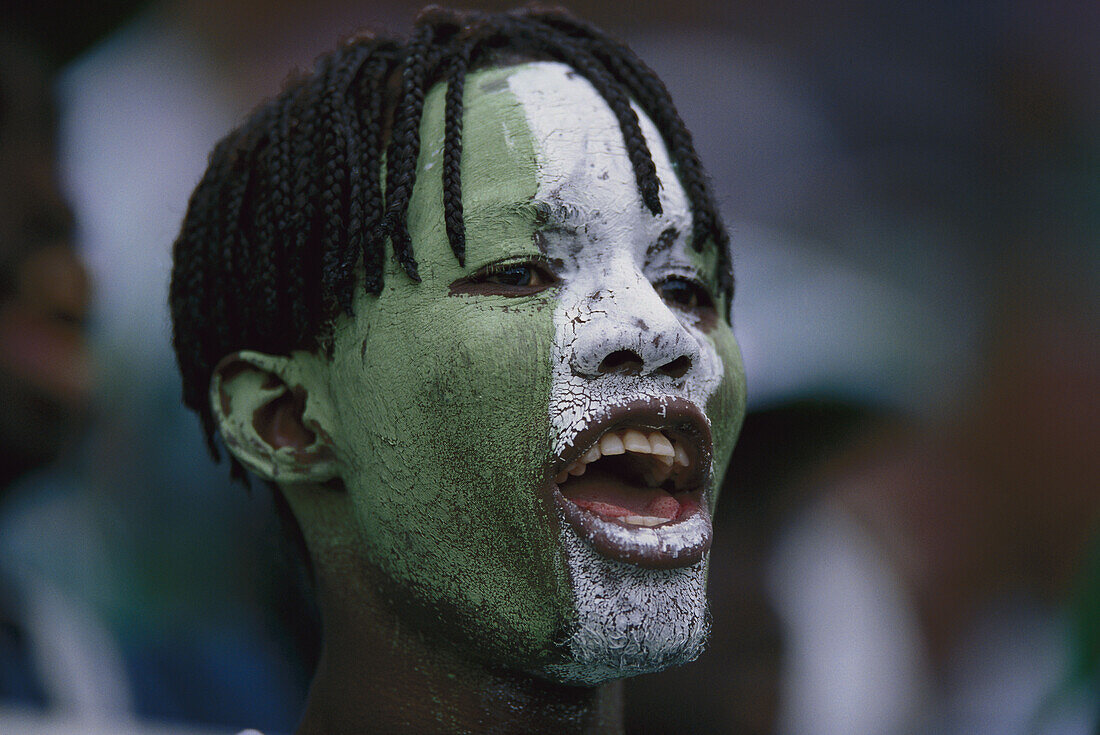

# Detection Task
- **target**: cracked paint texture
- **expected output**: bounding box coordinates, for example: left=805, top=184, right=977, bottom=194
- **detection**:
left=507, top=63, right=746, bottom=682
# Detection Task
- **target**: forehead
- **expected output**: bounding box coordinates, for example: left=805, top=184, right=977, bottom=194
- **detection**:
left=501, top=62, right=692, bottom=248
left=410, top=62, right=699, bottom=273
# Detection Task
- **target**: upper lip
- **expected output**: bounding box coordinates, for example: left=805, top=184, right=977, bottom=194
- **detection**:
left=548, top=396, right=713, bottom=492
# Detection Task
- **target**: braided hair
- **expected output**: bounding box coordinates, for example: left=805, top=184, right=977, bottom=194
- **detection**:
left=170, top=7, right=734, bottom=466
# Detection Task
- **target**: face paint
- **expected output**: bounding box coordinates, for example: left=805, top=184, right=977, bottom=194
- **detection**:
left=318, top=62, right=745, bottom=679
left=506, top=63, right=746, bottom=683
left=322, top=65, right=570, bottom=670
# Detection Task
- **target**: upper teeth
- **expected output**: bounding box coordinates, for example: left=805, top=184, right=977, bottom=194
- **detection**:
left=553, top=429, right=691, bottom=485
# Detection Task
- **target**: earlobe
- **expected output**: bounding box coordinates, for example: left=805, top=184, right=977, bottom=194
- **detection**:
left=210, top=351, right=339, bottom=484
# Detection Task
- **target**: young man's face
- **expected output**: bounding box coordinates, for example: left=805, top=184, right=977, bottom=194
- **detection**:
left=319, top=62, right=746, bottom=681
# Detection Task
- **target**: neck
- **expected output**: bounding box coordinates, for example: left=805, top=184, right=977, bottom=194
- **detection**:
left=296, top=548, right=623, bottom=734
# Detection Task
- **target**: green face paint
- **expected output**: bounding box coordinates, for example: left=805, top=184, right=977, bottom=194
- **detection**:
left=323, top=65, right=569, bottom=668
left=686, top=243, right=747, bottom=502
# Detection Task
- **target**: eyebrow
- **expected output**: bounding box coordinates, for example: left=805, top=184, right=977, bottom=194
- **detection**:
left=645, top=226, right=680, bottom=263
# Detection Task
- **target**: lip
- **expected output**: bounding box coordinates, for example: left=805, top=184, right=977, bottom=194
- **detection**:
left=549, top=397, right=714, bottom=569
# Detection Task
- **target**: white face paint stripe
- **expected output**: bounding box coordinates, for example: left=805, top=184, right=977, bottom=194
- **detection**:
left=544, top=511, right=709, bottom=685
left=506, top=63, right=723, bottom=453
left=507, top=62, right=723, bottom=682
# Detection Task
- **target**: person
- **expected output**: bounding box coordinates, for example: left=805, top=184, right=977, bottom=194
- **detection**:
left=0, top=38, right=89, bottom=490
left=0, top=35, right=136, bottom=727
left=168, top=7, right=747, bottom=733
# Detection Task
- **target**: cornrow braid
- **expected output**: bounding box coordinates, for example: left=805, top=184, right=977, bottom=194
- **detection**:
left=355, top=50, right=398, bottom=294
left=268, top=88, right=298, bottom=329
left=170, top=170, right=222, bottom=459
left=169, top=7, right=735, bottom=471
left=382, top=21, right=441, bottom=282
left=317, top=52, right=350, bottom=316
left=441, top=38, right=472, bottom=266
left=248, top=105, right=283, bottom=335
left=321, top=44, right=376, bottom=316
left=286, top=73, right=321, bottom=347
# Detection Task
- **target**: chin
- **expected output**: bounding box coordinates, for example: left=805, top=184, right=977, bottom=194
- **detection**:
left=535, top=516, right=711, bottom=686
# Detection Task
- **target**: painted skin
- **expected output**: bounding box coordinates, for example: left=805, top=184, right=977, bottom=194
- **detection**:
left=326, top=60, right=745, bottom=678
left=215, top=62, right=746, bottom=701
left=507, top=63, right=744, bottom=683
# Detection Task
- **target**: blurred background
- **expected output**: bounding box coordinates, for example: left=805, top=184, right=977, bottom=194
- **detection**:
left=0, top=0, right=1095, bottom=733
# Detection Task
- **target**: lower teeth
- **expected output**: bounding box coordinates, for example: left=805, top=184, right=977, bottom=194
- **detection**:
left=621, top=515, right=667, bottom=527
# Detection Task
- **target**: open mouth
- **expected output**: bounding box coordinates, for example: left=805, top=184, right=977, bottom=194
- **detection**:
left=550, top=398, right=713, bottom=569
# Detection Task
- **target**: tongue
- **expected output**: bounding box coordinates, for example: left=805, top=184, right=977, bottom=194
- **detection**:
left=558, top=467, right=681, bottom=520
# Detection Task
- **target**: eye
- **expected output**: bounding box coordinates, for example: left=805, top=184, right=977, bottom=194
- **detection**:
left=655, top=277, right=716, bottom=315
left=449, top=259, right=559, bottom=296
left=483, top=263, right=551, bottom=288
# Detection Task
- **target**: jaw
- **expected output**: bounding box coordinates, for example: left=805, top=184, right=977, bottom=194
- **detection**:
left=540, top=517, right=711, bottom=686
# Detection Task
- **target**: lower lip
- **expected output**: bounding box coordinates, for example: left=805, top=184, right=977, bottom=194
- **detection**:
left=553, top=488, right=712, bottom=569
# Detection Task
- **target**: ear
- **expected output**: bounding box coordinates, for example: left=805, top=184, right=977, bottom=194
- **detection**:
left=210, top=351, right=339, bottom=484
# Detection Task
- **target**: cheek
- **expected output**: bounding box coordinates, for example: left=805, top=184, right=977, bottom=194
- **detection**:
left=422, top=300, right=555, bottom=495
left=705, top=328, right=747, bottom=496
left=350, top=296, right=558, bottom=533
left=333, top=294, right=575, bottom=664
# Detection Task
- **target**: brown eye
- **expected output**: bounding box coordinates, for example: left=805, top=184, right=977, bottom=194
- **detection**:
left=484, top=264, right=547, bottom=287
left=449, top=260, right=559, bottom=297
left=655, top=277, right=715, bottom=314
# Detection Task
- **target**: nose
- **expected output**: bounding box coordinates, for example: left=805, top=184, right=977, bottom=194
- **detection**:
left=568, top=284, right=701, bottom=380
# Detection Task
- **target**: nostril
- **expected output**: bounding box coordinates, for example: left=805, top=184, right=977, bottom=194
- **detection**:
left=657, top=355, right=692, bottom=379
left=598, top=349, right=644, bottom=376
